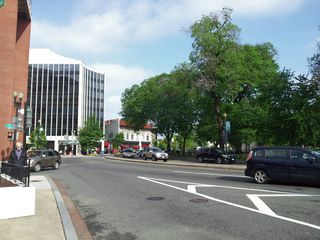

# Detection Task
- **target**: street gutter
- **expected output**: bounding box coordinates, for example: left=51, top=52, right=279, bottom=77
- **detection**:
left=104, top=155, right=246, bottom=171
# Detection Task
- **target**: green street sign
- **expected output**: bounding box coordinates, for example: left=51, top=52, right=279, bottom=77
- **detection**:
left=0, top=0, right=5, bottom=8
left=5, top=123, right=12, bottom=129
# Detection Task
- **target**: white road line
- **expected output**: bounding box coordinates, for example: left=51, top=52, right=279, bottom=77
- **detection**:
left=247, top=194, right=277, bottom=216
left=142, top=176, right=286, bottom=193
left=246, top=193, right=320, bottom=217
left=138, top=176, right=320, bottom=231
left=173, top=170, right=250, bottom=178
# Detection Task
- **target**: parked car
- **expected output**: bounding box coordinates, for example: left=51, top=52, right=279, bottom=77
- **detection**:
left=195, top=148, right=236, bottom=164
left=135, top=149, right=144, bottom=158
left=122, top=149, right=135, bottom=158
left=245, top=146, right=320, bottom=184
left=142, top=147, right=168, bottom=162
left=27, top=149, right=62, bottom=172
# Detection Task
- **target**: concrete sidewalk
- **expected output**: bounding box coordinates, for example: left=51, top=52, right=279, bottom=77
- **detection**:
left=104, top=155, right=246, bottom=171
left=0, top=175, right=66, bottom=240
left=0, top=175, right=91, bottom=240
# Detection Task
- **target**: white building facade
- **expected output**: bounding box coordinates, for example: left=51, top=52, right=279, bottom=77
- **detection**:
left=27, top=49, right=105, bottom=153
left=105, top=119, right=153, bottom=151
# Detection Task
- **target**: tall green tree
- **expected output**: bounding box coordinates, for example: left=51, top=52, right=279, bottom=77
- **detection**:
left=78, top=116, right=103, bottom=153
left=29, top=125, right=47, bottom=149
left=189, top=9, right=279, bottom=148
left=172, top=64, right=198, bottom=155
left=189, top=8, right=240, bottom=148
left=121, top=71, right=197, bottom=152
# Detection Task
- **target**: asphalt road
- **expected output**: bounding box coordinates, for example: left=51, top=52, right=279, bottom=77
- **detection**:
left=34, top=156, right=320, bottom=240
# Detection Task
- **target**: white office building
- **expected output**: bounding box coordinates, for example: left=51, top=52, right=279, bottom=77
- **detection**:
left=27, top=49, right=105, bottom=153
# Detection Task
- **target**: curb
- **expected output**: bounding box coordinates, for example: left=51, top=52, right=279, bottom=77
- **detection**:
left=47, top=176, right=79, bottom=240
left=104, top=155, right=246, bottom=171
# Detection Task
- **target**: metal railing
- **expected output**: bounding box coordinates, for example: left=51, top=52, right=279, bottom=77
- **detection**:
left=0, top=162, right=30, bottom=187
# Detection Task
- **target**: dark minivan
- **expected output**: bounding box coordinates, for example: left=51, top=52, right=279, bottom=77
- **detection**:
left=245, top=146, right=320, bottom=184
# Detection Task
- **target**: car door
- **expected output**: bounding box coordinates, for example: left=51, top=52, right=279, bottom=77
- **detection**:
left=48, top=150, right=56, bottom=166
left=264, top=148, right=290, bottom=181
left=289, top=149, right=318, bottom=183
left=145, top=148, right=151, bottom=158
left=41, top=151, right=50, bottom=167
left=208, top=148, right=218, bottom=161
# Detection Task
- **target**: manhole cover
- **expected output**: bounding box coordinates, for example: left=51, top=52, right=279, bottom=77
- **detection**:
left=146, top=196, right=165, bottom=201
left=189, top=198, right=208, bottom=204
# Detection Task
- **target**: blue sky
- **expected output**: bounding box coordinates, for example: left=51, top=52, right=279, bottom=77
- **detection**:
left=30, top=0, right=320, bottom=119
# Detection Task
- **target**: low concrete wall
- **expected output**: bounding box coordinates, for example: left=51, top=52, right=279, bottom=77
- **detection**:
left=0, top=184, right=35, bottom=219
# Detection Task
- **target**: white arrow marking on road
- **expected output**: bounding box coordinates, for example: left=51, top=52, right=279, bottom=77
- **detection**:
left=138, top=176, right=320, bottom=231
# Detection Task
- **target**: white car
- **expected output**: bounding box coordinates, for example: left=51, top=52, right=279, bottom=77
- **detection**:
left=142, top=147, right=168, bottom=162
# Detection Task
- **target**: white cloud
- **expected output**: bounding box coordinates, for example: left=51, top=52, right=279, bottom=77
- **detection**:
left=30, top=0, right=306, bottom=120
left=31, top=0, right=305, bottom=55
left=91, top=63, right=154, bottom=119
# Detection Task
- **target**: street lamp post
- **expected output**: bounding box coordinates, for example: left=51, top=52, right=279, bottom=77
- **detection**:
left=223, top=113, right=228, bottom=152
left=12, top=91, right=24, bottom=148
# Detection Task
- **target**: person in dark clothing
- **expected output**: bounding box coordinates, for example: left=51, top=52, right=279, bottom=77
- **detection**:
left=9, top=142, right=28, bottom=166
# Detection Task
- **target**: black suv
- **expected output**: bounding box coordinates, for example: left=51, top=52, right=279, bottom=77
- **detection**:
left=245, top=146, right=320, bottom=184
left=195, top=148, right=236, bottom=164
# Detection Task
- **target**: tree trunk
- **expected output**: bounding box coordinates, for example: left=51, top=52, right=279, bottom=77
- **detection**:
left=213, top=94, right=224, bottom=148
left=165, top=135, right=172, bottom=153
left=182, top=136, right=187, bottom=156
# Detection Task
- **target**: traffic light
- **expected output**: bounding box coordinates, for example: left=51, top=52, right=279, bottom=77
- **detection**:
left=8, top=132, right=13, bottom=141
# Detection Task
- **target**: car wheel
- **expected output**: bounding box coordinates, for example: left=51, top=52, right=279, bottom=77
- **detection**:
left=198, top=157, right=203, bottom=163
left=216, top=157, right=222, bottom=164
left=163, top=159, right=167, bottom=162
left=152, top=155, right=157, bottom=161
left=34, top=163, right=41, bottom=172
left=254, top=169, right=269, bottom=184
left=53, top=161, right=60, bottom=170
left=143, top=155, right=147, bottom=160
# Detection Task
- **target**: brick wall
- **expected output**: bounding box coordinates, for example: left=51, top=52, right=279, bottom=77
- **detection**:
left=0, top=0, right=31, bottom=160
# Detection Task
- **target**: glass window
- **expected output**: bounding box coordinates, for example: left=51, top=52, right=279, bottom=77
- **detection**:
left=131, top=134, right=134, bottom=140
left=48, top=151, right=55, bottom=156
left=290, top=150, right=313, bottom=162
left=254, top=150, right=264, bottom=157
left=265, top=149, right=287, bottom=159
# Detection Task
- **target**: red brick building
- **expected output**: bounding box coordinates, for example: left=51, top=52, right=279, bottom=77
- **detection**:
left=0, top=0, right=31, bottom=160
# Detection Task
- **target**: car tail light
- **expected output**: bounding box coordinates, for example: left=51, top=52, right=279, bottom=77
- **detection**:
left=246, top=151, right=253, bottom=161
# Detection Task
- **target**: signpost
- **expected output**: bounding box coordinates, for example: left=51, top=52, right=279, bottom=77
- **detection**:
left=5, top=123, right=13, bottom=129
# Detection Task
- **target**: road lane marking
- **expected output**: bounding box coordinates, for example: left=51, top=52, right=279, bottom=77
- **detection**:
left=140, top=176, right=286, bottom=193
left=246, top=194, right=277, bottom=216
left=173, top=170, right=250, bottom=178
left=246, top=193, right=320, bottom=217
left=138, top=176, right=320, bottom=231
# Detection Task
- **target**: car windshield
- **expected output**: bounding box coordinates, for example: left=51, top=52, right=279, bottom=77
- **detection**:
left=153, top=148, right=163, bottom=152
left=311, top=150, right=320, bottom=157
left=27, top=151, right=42, bottom=157
left=123, top=149, right=133, bottom=152
left=216, top=149, right=227, bottom=154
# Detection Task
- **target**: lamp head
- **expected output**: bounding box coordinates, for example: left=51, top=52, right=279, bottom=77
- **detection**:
left=18, top=92, right=24, bottom=100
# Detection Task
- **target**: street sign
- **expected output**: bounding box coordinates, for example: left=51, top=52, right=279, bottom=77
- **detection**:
left=12, top=116, right=17, bottom=124
left=5, top=123, right=12, bottom=129
left=225, top=121, right=231, bottom=133
left=26, top=106, right=32, bottom=127
left=0, top=0, right=5, bottom=8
